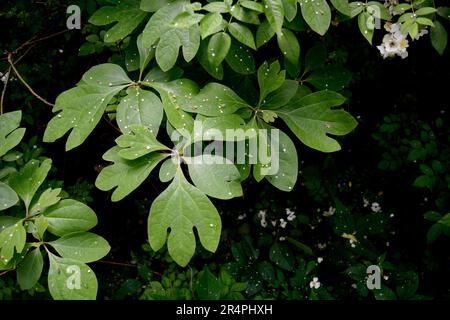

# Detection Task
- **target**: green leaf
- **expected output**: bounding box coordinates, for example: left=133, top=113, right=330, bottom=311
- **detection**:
left=177, top=26, right=201, bottom=62
left=437, top=7, right=450, bottom=21
left=48, top=253, right=98, bottom=300
left=0, top=111, right=26, bottom=158
left=156, top=29, right=181, bottom=72
left=197, top=40, right=224, bottom=80
left=415, top=7, right=437, bottom=16
left=187, top=155, right=243, bottom=200
left=241, top=1, right=264, bottom=13
left=196, top=267, right=221, bottom=300
left=143, top=66, right=184, bottom=83
left=194, top=114, right=250, bottom=142
left=269, top=242, right=294, bottom=271
left=0, top=222, right=26, bottom=263
left=282, top=0, right=298, bottom=21
left=230, top=4, right=260, bottom=25
left=200, top=12, right=225, bottom=39
left=438, top=213, right=450, bottom=227
left=330, top=0, right=350, bottom=16
left=367, top=1, right=392, bottom=20
left=264, top=128, right=298, bottom=191
left=148, top=169, right=221, bottom=266
left=277, top=28, right=300, bottom=66
left=115, top=125, right=169, bottom=160
left=9, top=159, right=52, bottom=210
left=258, top=61, right=286, bottom=104
left=256, top=19, right=275, bottom=47
left=207, top=32, right=231, bottom=66
left=228, top=22, right=257, bottom=50
left=89, top=0, right=147, bottom=43
left=141, top=0, right=185, bottom=48
left=33, top=215, right=48, bottom=240
left=396, top=271, right=419, bottom=299
left=358, top=12, right=374, bottom=44
left=29, top=188, right=62, bottom=216
left=416, top=17, right=434, bottom=27
left=203, top=2, right=228, bottom=13
left=170, top=12, right=204, bottom=29
left=140, top=0, right=169, bottom=12
left=83, top=63, right=132, bottom=87
left=117, top=87, right=164, bottom=136
left=299, top=0, right=331, bottom=36
left=96, top=146, right=168, bottom=201
left=44, top=84, right=127, bottom=151
left=43, top=199, right=98, bottom=236
left=431, top=20, right=448, bottom=56
left=278, top=91, right=357, bottom=152
left=0, top=181, right=19, bottom=211
left=159, top=158, right=177, bottom=183
left=49, top=232, right=110, bottom=263
left=137, top=34, right=155, bottom=72
left=306, top=65, right=352, bottom=91
left=225, top=39, right=256, bottom=74
left=263, top=0, right=285, bottom=36
left=17, top=248, right=44, bottom=290
left=305, top=44, right=327, bottom=72
left=374, top=286, right=397, bottom=300
left=261, top=80, right=299, bottom=109
left=152, top=80, right=249, bottom=117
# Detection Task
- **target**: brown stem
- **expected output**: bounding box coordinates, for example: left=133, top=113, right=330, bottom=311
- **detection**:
left=0, top=66, right=11, bottom=114
left=7, top=54, right=54, bottom=107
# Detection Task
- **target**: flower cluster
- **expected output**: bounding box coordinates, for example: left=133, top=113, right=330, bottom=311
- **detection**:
left=377, top=23, right=409, bottom=59
left=257, top=210, right=268, bottom=228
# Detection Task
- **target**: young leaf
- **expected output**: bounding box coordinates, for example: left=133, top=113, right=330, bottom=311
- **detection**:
left=0, top=182, right=19, bottom=211
left=299, top=0, right=332, bottom=36
left=281, top=0, right=298, bottom=21
left=230, top=4, right=260, bottom=25
left=17, top=248, right=44, bottom=290
left=95, top=146, right=168, bottom=201
left=258, top=61, right=286, bottom=104
left=261, top=80, right=299, bottom=110
left=48, top=253, right=98, bottom=300
left=197, top=40, right=224, bottom=80
left=195, top=267, right=222, bottom=300
left=207, top=32, right=231, bottom=66
left=263, top=0, right=285, bottom=36
left=277, top=91, right=358, bottom=152
left=89, top=0, right=147, bottom=43
left=0, top=111, right=26, bottom=158
left=187, top=155, right=243, bottom=200
left=228, top=22, right=257, bottom=50
left=9, top=159, right=52, bottom=210
left=49, top=232, right=110, bottom=263
left=0, top=222, right=26, bottom=263
left=115, top=125, right=170, bottom=160
left=43, top=199, right=98, bottom=236
left=159, top=158, right=177, bottom=183
left=358, top=12, right=375, bottom=44
left=29, top=188, right=62, bottom=216
left=148, top=169, right=222, bottom=266
left=117, top=87, right=164, bottom=135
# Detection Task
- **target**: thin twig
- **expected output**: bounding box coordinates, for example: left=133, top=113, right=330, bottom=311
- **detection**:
left=7, top=54, right=54, bottom=107
left=97, top=260, right=137, bottom=268
left=0, top=269, right=13, bottom=277
left=0, top=66, right=11, bottom=114
left=26, top=30, right=68, bottom=47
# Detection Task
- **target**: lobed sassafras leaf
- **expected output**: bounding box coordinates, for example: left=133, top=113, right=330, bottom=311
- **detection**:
left=258, top=61, right=286, bottom=104
left=89, top=0, right=147, bottom=43
left=0, top=111, right=26, bottom=158
left=115, top=125, right=170, bottom=160
left=187, top=154, right=243, bottom=200
left=277, top=91, right=358, bottom=152
left=148, top=169, right=221, bottom=267
left=95, top=146, right=168, bottom=202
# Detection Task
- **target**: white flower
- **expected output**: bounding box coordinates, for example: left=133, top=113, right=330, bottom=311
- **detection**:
left=383, top=275, right=389, bottom=280
left=237, top=214, right=247, bottom=220
left=258, top=210, right=268, bottom=228
left=350, top=239, right=356, bottom=248
left=1, top=71, right=9, bottom=84
left=415, top=28, right=428, bottom=40
left=384, top=0, right=402, bottom=16
left=377, top=23, right=409, bottom=59
left=351, top=283, right=357, bottom=289
left=286, top=208, right=296, bottom=221
left=309, top=277, right=321, bottom=289
left=371, top=202, right=382, bottom=213
left=279, top=236, right=286, bottom=241
left=363, top=198, right=370, bottom=207
left=322, top=206, right=336, bottom=217
left=317, top=257, right=323, bottom=264
left=317, top=243, right=327, bottom=250
left=271, top=220, right=277, bottom=227
left=280, top=218, right=287, bottom=228
left=261, top=220, right=267, bottom=228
